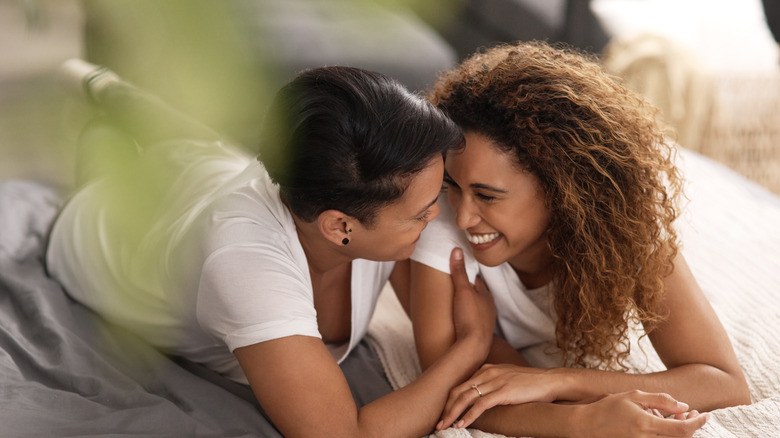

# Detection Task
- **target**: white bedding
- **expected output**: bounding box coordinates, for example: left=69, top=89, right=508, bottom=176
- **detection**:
left=367, top=147, right=780, bottom=437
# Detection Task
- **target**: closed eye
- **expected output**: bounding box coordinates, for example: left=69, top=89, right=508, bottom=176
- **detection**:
left=415, top=210, right=433, bottom=222
left=443, top=174, right=459, bottom=190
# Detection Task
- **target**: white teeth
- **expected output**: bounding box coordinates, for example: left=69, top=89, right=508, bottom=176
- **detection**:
left=466, top=232, right=500, bottom=245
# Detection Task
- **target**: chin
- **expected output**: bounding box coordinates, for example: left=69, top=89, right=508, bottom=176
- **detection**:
left=393, top=243, right=417, bottom=261
left=369, top=246, right=415, bottom=262
left=472, top=251, right=506, bottom=268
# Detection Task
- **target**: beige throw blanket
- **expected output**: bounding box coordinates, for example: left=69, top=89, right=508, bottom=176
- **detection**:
left=367, top=148, right=780, bottom=437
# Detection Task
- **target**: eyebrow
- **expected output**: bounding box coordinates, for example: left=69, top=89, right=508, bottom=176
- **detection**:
left=471, top=183, right=509, bottom=194
left=443, top=171, right=509, bottom=194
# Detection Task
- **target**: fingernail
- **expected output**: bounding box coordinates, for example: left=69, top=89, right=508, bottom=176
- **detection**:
left=677, top=401, right=689, bottom=410
left=453, top=247, right=463, bottom=260
left=456, top=420, right=464, bottom=429
left=436, top=421, right=443, bottom=430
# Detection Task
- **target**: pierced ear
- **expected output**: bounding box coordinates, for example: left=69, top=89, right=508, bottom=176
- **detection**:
left=317, top=210, right=353, bottom=246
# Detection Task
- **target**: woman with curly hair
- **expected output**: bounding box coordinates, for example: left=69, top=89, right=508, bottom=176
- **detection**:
left=408, top=41, right=750, bottom=437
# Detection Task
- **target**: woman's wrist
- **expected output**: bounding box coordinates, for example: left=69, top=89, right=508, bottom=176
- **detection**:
left=545, top=367, right=584, bottom=402
left=452, top=332, right=491, bottom=367
left=566, top=403, right=592, bottom=438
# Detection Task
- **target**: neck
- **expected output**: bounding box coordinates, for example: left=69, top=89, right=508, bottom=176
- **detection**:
left=511, top=263, right=553, bottom=289
left=508, top=247, right=555, bottom=290
left=292, top=214, right=352, bottom=276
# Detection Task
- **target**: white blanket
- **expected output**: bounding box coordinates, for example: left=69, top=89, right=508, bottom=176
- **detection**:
left=367, top=148, right=780, bottom=437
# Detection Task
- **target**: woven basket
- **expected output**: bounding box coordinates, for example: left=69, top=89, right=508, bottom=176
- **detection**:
left=603, top=34, right=780, bottom=196
left=699, top=73, right=780, bottom=195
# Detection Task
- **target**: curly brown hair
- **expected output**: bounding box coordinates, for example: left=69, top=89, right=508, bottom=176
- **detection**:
left=430, top=41, right=683, bottom=370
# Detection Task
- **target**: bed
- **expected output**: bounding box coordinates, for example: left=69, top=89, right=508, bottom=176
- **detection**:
left=0, top=181, right=275, bottom=437
left=1, top=148, right=779, bottom=437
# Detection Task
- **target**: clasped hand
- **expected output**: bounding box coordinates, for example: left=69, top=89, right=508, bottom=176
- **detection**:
left=437, top=356, right=709, bottom=437
left=440, top=363, right=556, bottom=429
left=437, top=250, right=709, bottom=437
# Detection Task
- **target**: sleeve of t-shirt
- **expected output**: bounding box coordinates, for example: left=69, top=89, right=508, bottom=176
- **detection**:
left=196, top=236, right=321, bottom=352
left=410, top=194, right=479, bottom=284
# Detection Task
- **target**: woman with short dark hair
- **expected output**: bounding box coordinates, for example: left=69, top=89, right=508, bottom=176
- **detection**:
left=47, top=65, right=496, bottom=437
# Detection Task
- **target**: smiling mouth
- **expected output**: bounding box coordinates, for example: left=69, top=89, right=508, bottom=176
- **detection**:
left=465, top=232, right=500, bottom=245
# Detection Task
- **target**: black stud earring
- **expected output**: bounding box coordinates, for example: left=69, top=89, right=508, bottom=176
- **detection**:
left=342, top=227, right=352, bottom=246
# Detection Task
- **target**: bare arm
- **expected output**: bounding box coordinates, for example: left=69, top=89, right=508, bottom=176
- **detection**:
left=410, top=260, right=530, bottom=369
left=410, top=255, right=746, bottom=436
left=410, top=259, right=458, bottom=371
left=467, top=393, right=708, bottom=438
left=235, top=334, right=486, bottom=437
left=389, top=258, right=411, bottom=316
left=235, top=249, right=495, bottom=438
left=537, top=254, right=750, bottom=410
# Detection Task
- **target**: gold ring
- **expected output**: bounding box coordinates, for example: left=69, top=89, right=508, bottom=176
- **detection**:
left=471, top=383, right=483, bottom=397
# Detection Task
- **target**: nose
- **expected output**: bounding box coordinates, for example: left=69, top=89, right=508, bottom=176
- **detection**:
left=453, top=193, right=480, bottom=230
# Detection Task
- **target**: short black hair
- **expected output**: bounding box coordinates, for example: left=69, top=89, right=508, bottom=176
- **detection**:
left=258, top=66, right=462, bottom=226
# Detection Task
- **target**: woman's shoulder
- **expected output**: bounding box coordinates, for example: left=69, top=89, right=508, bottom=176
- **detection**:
left=191, top=164, right=301, bottom=260
left=207, top=162, right=289, bottom=222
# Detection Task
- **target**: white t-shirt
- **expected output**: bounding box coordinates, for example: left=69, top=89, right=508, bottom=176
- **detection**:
left=47, top=140, right=393, bottom=383
left=410, top=194, right=557, bottom=351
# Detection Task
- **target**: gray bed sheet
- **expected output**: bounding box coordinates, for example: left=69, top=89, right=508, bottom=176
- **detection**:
left=0, top=180, right=274, bottom=437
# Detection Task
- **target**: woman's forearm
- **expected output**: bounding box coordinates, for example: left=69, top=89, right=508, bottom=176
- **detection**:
left=468, top=393, right=708, bottom=438
left=358, top=249, right=497, bottom=437
left=434, top=361, right=744, bottom=435
left=551, top=363, right=751, bottom=411
left=358, top=336, right=488, bottom=437
left=470, top=403, right=577, bottom=437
